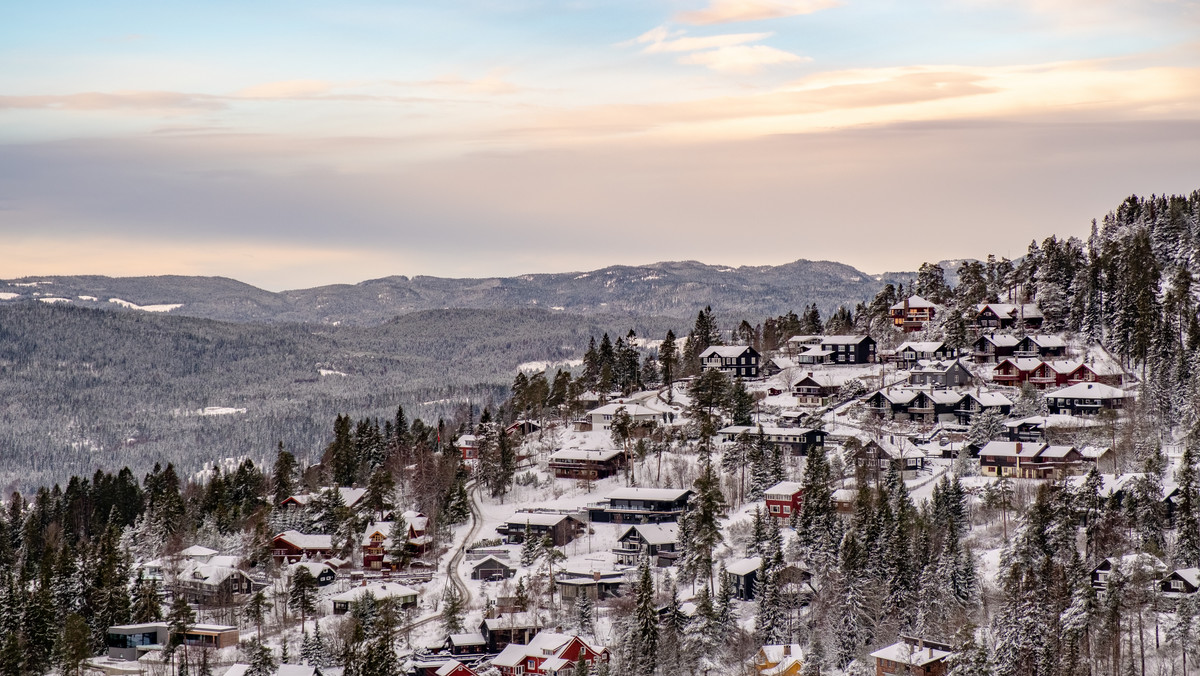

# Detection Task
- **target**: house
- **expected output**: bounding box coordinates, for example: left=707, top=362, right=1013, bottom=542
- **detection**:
left=105, top=623, right=170, bottom=661
left=726, top=557, right=762, bottom=601
left=555, top=569, right=628, bottom=601
left=972, top=334, right=1021, bottom=363
left=1080, top=446, right=1116, bottom=472
left=764, top=481, right=803, bottom=520
left=791, top=372, right=846, bottom=407
left=852, top=437, right=927, bottom=480
left=895, top=341, right=957, bottom=368
left=492, top=632, right=609, bottom=676
left=175, top=563, right=256, bottom=606
left=862, top=388, right=961, bottom=424
left=1004, top=414, right=1102, bottom=443
left=587, top=487, right=692, bottom=524
left=973, top=303, right=1043, bottom=330
left=762, top=356, right=798, bottom=377
left=272, top=531, right=334, bottom=563
left=1162, top=568, right=1200, bottom=598
left=953, top=390, right=1013, bottom=425
left=990, top=357, right=1042, bottom=386
left=362, top=521, right=396, bottom=569
left=907, top=359, right=973, bottom=388
left=586, top=403, right=663, bottom=431
left=1091, top=554, right=1167, bottom=591
left=699, top=345, right=761, bottom=378
left=471, top=556, right=516, bottom=581
left=179, top=545, right=218, bottom=564
left=1027, top=360, right=1081, bottom=390
left=1067, top=361, right=1129, bottom=387
left=754, top=644, right=804, bottom=676
left=223, top=664, right=323, bottom=676
left=871, top=638, right=954, bottom=676
left=789, top=335, right=877, bottom=365
left=832, top=488, right=857, bottom=514
left=613, top=524, right=679, bottom=566
left=1015, top=334, right=1068, bottom=359
left=279, top=487, right=367, bottom=511
left=547, top=449, right=626, bottom=480
left=890, top=295, right=937, bottom=332
left=499, top=512, right=586, bottom=546
left=445, top=634, right=489, bottom=657
left=288, top=561, right=336, bottom=587
left=435, top=661, right=480, bottom=676
left=916, top=439, right=978, bottom=460
left=1045, top=382, right=1127, bottom=415
left=506, top=420, right=541, bottom=436
left=862, top=388, right=918, bottom=420
left=978, top=441, right=1082, bottom=479
left=457, top=435, right=480, bottom=461
left=331, top=582, right=419, bottom=614
left=480, top=612, right=544, bottom=652
left=717, top=425, right=827, bottom=456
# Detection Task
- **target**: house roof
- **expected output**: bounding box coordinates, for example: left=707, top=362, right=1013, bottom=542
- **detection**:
left=401, top=510, right=430, bottom=531
left=699, top=345, right=756, bottom=359
left=911, top=359, right=965, bottom=374
left=436, top=661, right=474, bottom=676
left=793, top=372, right=851, bottom=388
left=1078, top=361, right=1126, bottom=377
left=1046, top=382, right=1127, bottom=400
left=978, top=441, right=1027, bottom=458
left=482, top=611, right=543, bottom=631
left=818, top=334, right=871, bottom=345
left=976, top=303, right=1043, bottom=320
left=1023, top=334, right=1066, bottom=348
left=995, top=357, right=1043, bottom=372
left=606, top=487, right=691, bottom=502
left=506, top=511, right=579, bottom=527
left=549, top=448, right=624, bottom=462
left=890, top=295, right=936, bottom=310
left=726, top=556, right=763, bottom=576
left=765, top=481, right=804, bottom=497
left=1042, top=360, right=1083, bottom=374
left=768, top=357, right=797, bottom=370
left=1173, top=568, right=1200, bottom=587
left=457, top=434, right=479, bottom=447
left=274, top=531, right=333, bottom=551
left=1039, top=445, right=1078, bottom=459
left=472, top=555, right=515, bottom=570
left=448, top=633, right=488, bottom=646
left=287, top=561, right=334, bottom=578
left=330, top=582, right=419, bottom=604
left=718, top=425, right=817, bottom=438
left=976, top=333, right=1022, bottom=347
left=922, top=390, right=965, bottom=405
left=1002, top=414, right=1102, bottom=430
left=1079, top=445, right=1111, bottom=459
left=965, top=390, right=1013, bottom=407
left=587, top=403, right=661, bottom=418
left=870, top=437, right=926, bottom=460
left=179, top=545, right=218, bottom=558
left=870, top=641, right=952, bottom=666
left=1099, top=553, right=1167, bottom=576
left=873, top=388, right=919, bottom=405
left=796, top=347, right=835, bottom=358
left=897, top=341, right=946, bottom=354
left=760, top=645, right=805, bottom=665
left=620, top=524, right=679, bottom=545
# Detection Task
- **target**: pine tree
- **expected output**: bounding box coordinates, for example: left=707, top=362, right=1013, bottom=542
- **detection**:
left=796, top=445, right=838, bottom=569
left=679, top=458, right=726, bottom=591
left=131, top=574, right=162, bottom=622
left=57, top=613, right=91, bottom=676
left=659, top=330, right=679, bottom=401
left=575, top=590, right=595, bottom=636
left=289, top=566, right=319, bottom=632
left=442, top=584, right=465, bottom=634
left=629, top=559, right=658, bottom=676
left=1178, top=444, right=1200, bottom=568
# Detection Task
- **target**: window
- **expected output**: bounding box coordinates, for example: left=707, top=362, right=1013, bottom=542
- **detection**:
left=770, top=504, right=780, bottom=513
left=782, top=505, right=790, bottom=514
left=1172, top=579, right=1185, bottom=591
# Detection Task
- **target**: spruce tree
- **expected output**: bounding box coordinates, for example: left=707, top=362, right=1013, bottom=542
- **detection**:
left=629, top=559, right=658, bottom=676
left=289, top=566, right=319, bottom=632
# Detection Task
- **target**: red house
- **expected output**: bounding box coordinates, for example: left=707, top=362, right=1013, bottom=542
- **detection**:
left=272, top=531, right=334, bottom=563
left=436, top=662, right=479, bottom=676
left=764, top=481, right=803, bottom=519
left=1027, top=360, right=1079, bottom=390
left=492, top=633, right=609, bottom=676
left=1068, top=361, right=1128, bottom=387
left=457, top=435, right=480, bottom=461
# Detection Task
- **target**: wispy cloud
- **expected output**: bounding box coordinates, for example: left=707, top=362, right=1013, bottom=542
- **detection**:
left=0, top=91, right=224, bottom=112
left=676, top=0, right=840, bottom=25
left=622, top=25, right=807, bottom=73
left=235, top=80, right=336, bottom=99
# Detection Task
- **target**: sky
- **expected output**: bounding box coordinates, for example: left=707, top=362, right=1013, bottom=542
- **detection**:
left=2, top=0, right=1200, bottom=291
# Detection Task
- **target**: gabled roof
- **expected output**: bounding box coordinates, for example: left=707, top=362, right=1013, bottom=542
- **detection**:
left=919, top=389, right=964, bottom=405
left=870, top=437, right=925, bottom=460
left=179, top=545, right=218, bottom=558
left=911, top=359, right=966, bottom=374
left=606, top=487, right=691, bottom=502
left=1172, top=568, right=1200, bottom=587
left=964, top=390, right=1013, bottom=407
left=726, top=556, right=763, bottom=576
left=976, top=303, right=1043, bottom=320
left=793, top=372, right=851, bottom=388
left=870, top=641, right=952, bottom=666
left=994, top=357, right=1043, bottom=372
left=1022, top=334, right=1066, bottom=348
left=718, top=425, right=817, bottom=438
left=1076, top=361, right=1126, bottom=377
left=1041, top=360, right=1082, bottom=374
left=872, top=388, right=919, bottom=405
left=436, top=660, right=477, bottom=676
left=1046, top=382, right=1127, bottom=400
left=549, top=448, right=624, bottom=462
left=978, top=441, right=1030, bottom=458
left=330, top=582, right=419, bottom=603
left=482, top=611, right=543, bottom=631
left=976, top=333, right=1022, bottom=347
left=699, top=345, right=757, bottom=359
left=759, top=644, right=805, bottom=665
left=890, top=295, right=936, bottom=310
left=818, top=334, right=871, bottom=345
left=1098, top=553, right=1167, bottom=576
left=765, top=481, right=804, bottom=497
left=274, top=530, right=333, bottom=551
left=897, top=341, right=946, bottom=354
left=472, top=555, right=515, bottom=570
left=587, top=403, right=660, bottom=417
left=506, top=511, right=580, bottom=527
left=618, top=524, right=679, bottom=545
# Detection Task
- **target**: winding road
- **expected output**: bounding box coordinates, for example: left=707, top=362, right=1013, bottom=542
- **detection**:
left=398, top=480, right=482, bottom=633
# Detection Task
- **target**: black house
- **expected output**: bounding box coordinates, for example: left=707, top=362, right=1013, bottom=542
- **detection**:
left=588, top=488, right=692, bottom=524
left=699, top=345, right=761, bottom=378
left=1162, top=568, right=1200, bottom=597
left=471, top=556, right=516, bottom=581
left=725, top=557, right=761, bottom=601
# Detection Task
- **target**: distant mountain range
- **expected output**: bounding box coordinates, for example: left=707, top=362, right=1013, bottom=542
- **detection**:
left=0, top=258, right=942, bottom=325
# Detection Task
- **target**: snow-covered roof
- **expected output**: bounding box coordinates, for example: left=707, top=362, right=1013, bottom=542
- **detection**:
left=401, top=510, right=430, bottom=531
left=870, top=641, right=952, bottom=666
left=472, top=555, right=514, bottom=570
left=491, top=644, right=530, bottom=668
left=274, top=530, right=333, bottom=551
left=897, top=341, right=946, bottom=353
left=965, top=390, right=1013, bottom=407
left=362, top=521, right=395, bottom=539
left=699, top=345, right=756, bottom=358
left=436, top=661, right=471, bottom=676
left=1102, top=553, right=1167, bottom=575
left=457, top=434, right=479, bottom=447
left=976, top=303, right=1043, bottom=320
left=179, top=545, right=218, bottom=558
left=793, top=372, right=851, bottom=387
left=796, top=347, right=834, bottom=358
left=873, top=388, right=919, bottom=405
left=768, top=357, right=797, bottom=370
left=506, top=511, right=579, bottom=527
left=1024, top=334, right=1066, bottom=348
left=1039, top=445, right=1078, bottom=459
left=549, top=448, right=624, bottom=462
left=620, top=524, right=679, bottom=545
left=890, top=295, right=936, bottom=310
left=1046, top=382, right=1127, bottom=399
left=976, top=333, right=1022, bottom=347
left=995, top=357, right=1043, bottom=372
left=765, top=481, right=804, bottom=497
left=978, top=441, right=1032, bottom=458
left=225, top=665, right=316, bottom=676
left=1042, top=360, right=1083, bottom=374
left=1173, top=568, right=1200, bottom=587
left=1064, top=472, right=1142, bottom=498
left=760, top=644, right=805, bottom=665
left=911, top=359, right=965, bottom=374
left=482, top=611, right=543, bottom=631
left=1080, top=446, right=1111, bottom=459
left=718, top=425, right=817, bottom=438
left=1003, top=414, right=1102, bottom=430
left=587, top=403, right=661, bottom=418
left=726, top=556, right=762, bottom=576
left=606, top=487, right=691, bottom=502
left=448, top=633, right=488, bottom=646
left=287, top=561, right=334, bottom=578
left=924, top=390, right=964, bottom=405
left=1079, top=361, right=1125, bottom=376
left=330, top=582, right=419, bottom=604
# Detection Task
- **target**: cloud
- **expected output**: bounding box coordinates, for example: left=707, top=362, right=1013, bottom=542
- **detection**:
left=0, top=91, right=224, bottom=112
left=676, top=0, right=840, bottom=25
left=678, top=44, right=809, bottom=73
left=622, top=25, right=807, bottom=73
left=234, top=80, right=336, bottom=99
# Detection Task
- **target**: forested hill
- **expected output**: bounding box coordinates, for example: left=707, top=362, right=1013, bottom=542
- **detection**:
left=0, top=303, right=679, bottom=494
left=0, top=259, right=908, bottom=325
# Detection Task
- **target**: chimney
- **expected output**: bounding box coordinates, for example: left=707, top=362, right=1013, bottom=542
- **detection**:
left=918, top=638, right=925, bottom=651
left=808, top=372, right=814, bottom=378
left=783, top=645, right=791, bottom=657
left=1016, top=442, right=1022, bottom=453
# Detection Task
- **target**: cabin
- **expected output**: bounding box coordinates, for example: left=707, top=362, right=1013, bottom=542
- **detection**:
left=764, top=481, right=804, bottom=520
left=613, top=524, right=679, bottom=566
left=288, top=562, right=336, bottom=587
left=871, top=638, right=954, bottom=676
left=953, top=390, right=1013, bottom=425
left=587, top=487, right=692, bottom=524
left=978, top=441, right=1082, bottom=479
left=895, top=341, right=957, bottom=368
left=717, top=425, right=826, bottom=456
left=1162, top=568, right=1200, bottom=598
left=498, top=512, right=586, bottom=547
left=699, top=345, right=761, bottom=378
left=1068, top=361, right=1128, bottom=387
left=272, top=531, right=334, bottom=563
left=762, top=356, right=797, bottom=377
left=492, top=632, right=609, bottom=676
left=1091, top=554, right=1167, bottom=592
left=973, top=303, right=1043, bottom=330
left=788, top=335, right=876, bottom=365
left=1045, top=382, right=1127, bottom=415
left=457, top=434, right=480, bottom=461
left=990, top=357, right=1042, bottom=386
left=832, top=488, right=856, bottom=514
left=791, top=373, right=845, bottom=407
left=331, top=583, right=419, bottom=614
left=176, top=564, right=256, bottom=606
left=1015, top=334, right=1068, bottom=359
left=1027, top=360, right=1080, bottom=390
left=754, top=644, right=804, bottom=676
left=907, top=359, right=972, bottom=388
left=852, top=437, right=927, bottom=480
left=362, top=521, right=396, bottom=570
left=471, top=555, right=516, bottom=581
left=972, top=334, right=1021, bottom=363
left=863, top=388, right=961, bottom=424
left=547, top=448, right=626, bottom=480
left=586, top=403, right=663, bottom=431
left=480, top=612, right=545, bottom=652
left=506, top=420, right=541, bottom=436
left=726, top=557, right=762, bottom=601
left=890, top=295, right=937, bottom=332
left=445, top=634, right=489, bottom=658
left=555, top=569, right=628, bottom=601
left=280, top=486, right=367, bottom=511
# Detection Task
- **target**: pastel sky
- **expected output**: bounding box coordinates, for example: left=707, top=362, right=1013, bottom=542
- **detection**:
left=2, top=0, right=1200, bottom=290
